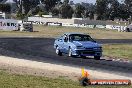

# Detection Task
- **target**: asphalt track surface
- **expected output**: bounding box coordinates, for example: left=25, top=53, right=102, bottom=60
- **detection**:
left=0, top=38, right=132, bottom=77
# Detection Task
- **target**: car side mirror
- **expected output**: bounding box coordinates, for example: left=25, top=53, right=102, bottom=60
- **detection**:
left=64, top=37, right=68, bottom=42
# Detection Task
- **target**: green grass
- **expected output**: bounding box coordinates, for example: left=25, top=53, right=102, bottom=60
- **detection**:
left=0, top=70, right=131, bottom=88
left=0, top=70, right=79, bottom=88
left=0, top=25, right=132, bottom=39
left=103, top=44, right=132, bottom=60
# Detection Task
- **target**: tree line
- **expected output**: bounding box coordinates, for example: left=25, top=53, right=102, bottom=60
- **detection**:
left=0, top=0, right=132, bottom=21
left=96, top=0, right=132, bottom=21
left=0, top=4, right=11, bottom=13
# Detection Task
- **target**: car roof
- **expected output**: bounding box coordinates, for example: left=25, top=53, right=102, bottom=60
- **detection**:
left=64, top=33, right=86, bottom=35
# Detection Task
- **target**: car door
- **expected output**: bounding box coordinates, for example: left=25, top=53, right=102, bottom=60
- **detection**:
left=62, top=35, right=70, bottom=54
left=56, top=37, right=65, bottom=52
left=57, top=35, right=68, bottom=53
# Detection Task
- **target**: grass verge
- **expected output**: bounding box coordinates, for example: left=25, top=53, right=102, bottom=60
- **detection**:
left=0, top=70, right=131, bottom=88
left=103, top=44, right=132, bottom=60
left=0, top=25, right=132, bottom=39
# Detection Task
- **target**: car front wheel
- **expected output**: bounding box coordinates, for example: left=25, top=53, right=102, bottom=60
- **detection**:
left=81, top=56, right=86, bottom=59
left=56, top=47, right=62, bottom=56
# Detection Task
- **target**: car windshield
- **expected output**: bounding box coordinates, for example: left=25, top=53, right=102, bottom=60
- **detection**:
left=69, top=34, right=95, bottom=42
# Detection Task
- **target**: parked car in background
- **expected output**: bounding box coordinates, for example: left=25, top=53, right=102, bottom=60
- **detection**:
left=18, top=23, right=33, bottom=32
left=125, top=24, right=132, bottom=32
left=54, top=33, right=102, bottom=60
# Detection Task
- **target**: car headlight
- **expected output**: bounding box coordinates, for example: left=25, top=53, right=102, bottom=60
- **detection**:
left=76, top=46, right=84, bottom=49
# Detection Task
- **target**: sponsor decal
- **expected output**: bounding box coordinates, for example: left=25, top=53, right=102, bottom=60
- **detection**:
left=0, top=19, right=19, bottom=30
left=79, top=68, right=131, bottom=86
left=0, top=21, right=17, bottom=27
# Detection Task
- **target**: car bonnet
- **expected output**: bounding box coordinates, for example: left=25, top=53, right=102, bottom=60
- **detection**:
left=72, top=41, right=101, bottom=48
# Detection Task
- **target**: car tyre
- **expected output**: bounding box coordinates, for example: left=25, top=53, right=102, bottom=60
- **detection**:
left=81, top=55, right=87, bottom=59
left=94, top=56, right=100, bottom=60
left=56, top=47, right=62, bottom=56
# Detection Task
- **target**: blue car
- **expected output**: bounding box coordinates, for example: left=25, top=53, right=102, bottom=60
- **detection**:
left=54, top=33, right=102, bottom=60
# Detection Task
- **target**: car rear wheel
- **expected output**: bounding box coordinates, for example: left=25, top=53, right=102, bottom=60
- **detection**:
left=56, top=47, right=62, bottom=56
left=94, top=56, right=100, bottom=60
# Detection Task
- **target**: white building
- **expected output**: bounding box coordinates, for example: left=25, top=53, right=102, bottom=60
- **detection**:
left=0, top=11, right=7, bottom=19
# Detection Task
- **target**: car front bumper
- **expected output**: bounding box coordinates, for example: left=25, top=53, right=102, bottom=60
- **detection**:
left=72, top=49, right=102, bottom=57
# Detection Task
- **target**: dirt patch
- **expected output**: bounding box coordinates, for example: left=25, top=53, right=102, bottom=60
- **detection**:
left=0, top=56, right=80, bottom=81
left=0, top=55, right=132, bottom=82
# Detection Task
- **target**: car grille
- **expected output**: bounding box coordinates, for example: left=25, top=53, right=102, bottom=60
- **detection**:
left=85, top=48, right=102, bottom=52
left=85, top=48, right=93, bottom=50
left=77, top=48, right=102, bottom=55
left=77, top=50, right=95, bottom=55
left=82, top=51, right=95, bottom=54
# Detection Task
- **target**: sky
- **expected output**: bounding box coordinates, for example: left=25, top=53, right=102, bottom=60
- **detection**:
left=72, top=0, right=96, bottom=4
left=71, top=0, right=123, bottom=4
left=7, top=0, right=124, bottom=4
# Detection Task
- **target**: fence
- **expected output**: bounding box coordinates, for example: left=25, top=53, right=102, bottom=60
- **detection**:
left=0, top=19, right=19, bottom=31
left=27, top=17, right=128, bottom=31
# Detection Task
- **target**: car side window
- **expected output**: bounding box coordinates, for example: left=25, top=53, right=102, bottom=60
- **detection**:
left=69, top=35, right=74, bottom=41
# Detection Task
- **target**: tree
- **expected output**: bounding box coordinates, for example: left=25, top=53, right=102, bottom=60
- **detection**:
left=81, top=2, right=95, bottom=12
left=74, top=4, right=85, bottom=18
left=124, top=0, right=132, bottom=18
left=64, top=0, right=69, bottom=4
left=60, top=4, right=73, bottom=18
left=51, top=7, right=59, bottom=16
left=16, top=0, right=46, bottom=17
left=41, top=0, right=61, bottom=12
left=96, top=0, right=125, bottom=21
left=106, top=0, right=130, bottom=21
left=16, top=0, right=31, bottom=15
left=59, top=0, right=73, bottom=18
left=118, top=3, right=129, bottom=21
left=30, top=0, right=40, bottom=8
left=0, top=0, right=3, bottom=2
left=96, top=0, right=108, bottom=20
left=22, top=0, right=30, bottom=14
left=0, top=4, right=11, bottom=13
left=89, top=11, right=94, bottom=20
left=107, top=0, right=120, bottom=21
left=124, top=0, right=132, bottom=11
